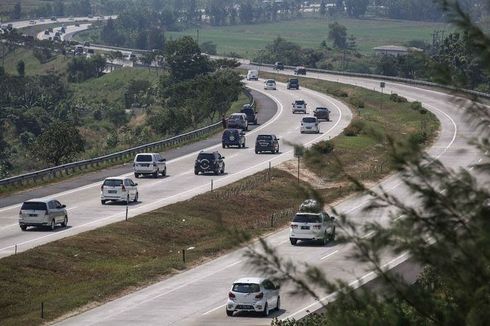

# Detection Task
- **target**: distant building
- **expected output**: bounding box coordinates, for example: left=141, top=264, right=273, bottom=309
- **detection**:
left=373, top=45, right=423, bottom=56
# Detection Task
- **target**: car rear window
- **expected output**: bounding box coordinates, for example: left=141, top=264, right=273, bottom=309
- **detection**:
left=103, top=179, right=123, bottom=187
left=293, top=214, right=322, bottom=223
left=295, top=100, right=304, bottom=105
left=241, top=108, right=254, bottom=115
left=257, top=135, right=272, bottom=141
left=197, top=153, right=215, bottom=160
left=316, top=108, right=327, bottom=111
left=136, top=154, right=153, bottom=162
left=289, top=79, right=298, bottom=83
left=232, top=283, right=260, bottom=293
left=302, top=117, right=317, bottom=123
left=21, top=202, right=47, bottom=210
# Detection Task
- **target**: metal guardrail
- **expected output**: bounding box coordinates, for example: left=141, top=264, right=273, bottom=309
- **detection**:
left=250, top=62, right=490, bottom=100
left=0, top=89, right=255, bottom=188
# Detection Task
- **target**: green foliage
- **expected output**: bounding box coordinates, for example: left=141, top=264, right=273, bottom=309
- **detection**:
left=164, top=36, right=212, bottom=81
left=390, top=93, right=408, bottom=103
left=67, top=55, right=106, bottom=83
left=200, top=41, right=218, bottom=55
left=328, top=22, right=348, bottom=49
left=345, top=0, right=369, bottom=18
left=16, top=60, right=25, bottom=77
left=310, top=140, right=335, bottom=155
left=34, top=121, right=85, bottom=166
left=343, top=120, right=365, bottom=136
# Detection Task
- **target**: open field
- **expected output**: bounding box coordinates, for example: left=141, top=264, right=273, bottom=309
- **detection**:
left=0, top=47, right=68, bottom=75
left=0, top=75, right=439, bottom=325
left=167, top=17, right=451, bottom=56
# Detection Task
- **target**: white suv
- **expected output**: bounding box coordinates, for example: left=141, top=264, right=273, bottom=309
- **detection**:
left=19, top=199, right=68, bottom=231
left=226, top=277, right=280, bottom=317
left=264, top=79, right=276, bottom=90
left=289, top=200, right=336, bottom=245
left=292, top=99, right=307, bottom=114
left=101, top=177, right=139, bottom=205
left=300, top=116, right=320, bottom=134
left=133, top=153, right=166, bottom=178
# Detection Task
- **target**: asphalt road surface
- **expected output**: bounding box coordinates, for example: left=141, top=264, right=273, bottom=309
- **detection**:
left=55, top=70, right=485, bottom=325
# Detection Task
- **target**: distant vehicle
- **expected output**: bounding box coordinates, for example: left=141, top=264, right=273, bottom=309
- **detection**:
left=128, top=52, right=137, bottom=60
left=44, top=30, right=50, bottom=35
left=227, top=112, right=248, bottom=131
left=83, top=41, right=90, bottom=47
left=287, top=78, right=299, bottom=90
left=133, top=153, right=166, bottom=178
left=50, top=16, right=57, bottom=21
left=7, top=23, right=13, bottom=30
left=313, top=107, right=331, bottom=121
left=53, top=35, right=61, bottom=42
left=226, top=277, right=280, bottom=317
left=294, top=66, right=306, bottom=75
left=194, top=151, right=225, bottom=175
left=264, top=79, right=276, bottom=90
left=75, top=22, right=80, bottom=27
left=19, top=199, right=68, bottom=231
left=289, top=199, right=336, bottom=245
left=54, top=31, right=61, bottom=37
left=88, top=15, right=94, bottom=19
left=222, top=129, right=246, bottom=148
left=100, top=177, right=139, bottom=205
left=60, top=27, right=66, bottom=34
left=246, top=69, right=258, bottom=81
left=300, top=116, right=319, bottom=134
left=240, top=104, right=258, bottom=125
left=48, top=27, right=53, bottom=33
left=68, top=16, right=75, bottom=21
left=273, top=61, right=284, bottom=70
left=39, top=17, right=45, bottom=22
left=29, top=20, right=36, bottom=25
left=292, top=99, right=307, bottom=114
left=255, top=134, right=280, bottom=154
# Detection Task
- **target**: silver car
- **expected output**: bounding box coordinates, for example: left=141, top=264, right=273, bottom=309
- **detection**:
left=226, top=277, right=280, bottom=317
left=133, top=153, right=167, bottom=178
left=19, top=199, right=68, bottom=231
left=101, top=177, right=139, bottom=205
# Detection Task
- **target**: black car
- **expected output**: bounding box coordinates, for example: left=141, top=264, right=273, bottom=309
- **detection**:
left=287, top=78, right=299, bottom=90
left=313, top=107, right=331, bottom=121
left=255, top=134, right=280, bottom=154
left=273, top=61, right=284, bottom=70
left=194, top=151, right=225, bottom=175
left=294, top=66, right=307, bottom=75
left=222, top=129, right=246, bottom=148
left=240, top=104, right=258, bottom=125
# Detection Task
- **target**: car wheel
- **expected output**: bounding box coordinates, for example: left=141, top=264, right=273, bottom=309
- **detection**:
left=134, top=173, right=139, bottom=178
left=330, top=227, right=336, bottom=241
left=255, top=150, right=259, bottom=154
left=133, top=192, right=139, bottom=203
left=61, top=215, right=68, bottom=227
left=262, top=303, right=269, bottom=317
left=242, top=142, right=246, bottom=148
left=321, top=232, right=328, bottom=246
left=20, top=225, right=27, bottom=231
left=101, top=200, right=106, bottom=205
left=162, top=168, right=166, bottom=177
left=290, top=238, right=297, bottom=245
left=222, top=143, right=225, bottom=148
left=226, top=309, right=233, bottom=317
left=276, top=297, right=281, bottom=311
left=50, top=219, right=56, bottom=231
left=214, top=168, right=220, bottom=175
left=153, top=170, right=159, bottom=178
left=194, top=169, right=199, bottom=175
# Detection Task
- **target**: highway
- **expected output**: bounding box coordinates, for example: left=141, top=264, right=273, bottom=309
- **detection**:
left=0, top=81, right=352, bottom=258
left=54, top=69, right=484, bottom=325
left=6, top=15, right=116, bottom=30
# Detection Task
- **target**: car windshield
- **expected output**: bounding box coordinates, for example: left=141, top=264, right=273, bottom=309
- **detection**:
left=136, top=154, right=153, bottom=162
left=289, top=79, right=298, bottom=83
left=293, top=214, right=322, bottom=223
left=241, top=108, right=254, bottom=115
left=295, top=100, right=305, bottom=105
left=197, top=153, right=215, bottom=160
left=303, top=117, right=317, bottom=123
left=316, top=108, right=327, bottom=111
left=232, top=283, right=260, bottom=293
left=257, top=135, right=272, bottom=141
left=103, top=179, right=123, bottom=187
left=267, top=80, right=275, bottom=84
left=21, top=202, right=47, bottom=210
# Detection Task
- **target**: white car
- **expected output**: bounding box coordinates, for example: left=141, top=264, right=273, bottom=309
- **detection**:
left=264, top=79, right=276, bottom=90
left=300, top=116, right=319, bottom=133
left=226, top=277, right=280, bottom=317
left=100, top=177, right=138, bottom=205
left=19, top=199, right=68, bottom=231
left=246, top=69, right=258, bottom=81
left=292, top=99, right=307, bottom=114
left=289, top=201, right=336, bottom=245
left=133, top=153, right=167, bottom=178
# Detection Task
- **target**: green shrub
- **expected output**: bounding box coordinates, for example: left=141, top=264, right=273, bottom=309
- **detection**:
left=350, top=97, right=365, bottom=108
left=410, top=101, right=423, bottom=111
left=390, top=93, right=408, bottom=103
left=311, top=140, right=335, bottom=154
left=343, top=120, right=365, bottom=137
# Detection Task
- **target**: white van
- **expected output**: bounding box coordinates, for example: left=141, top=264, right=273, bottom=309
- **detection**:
left=246, top=70, right=258, bottom=81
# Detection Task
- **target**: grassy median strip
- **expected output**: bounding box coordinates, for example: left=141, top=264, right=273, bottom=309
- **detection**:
left=0, top=77, right=439, bottom=325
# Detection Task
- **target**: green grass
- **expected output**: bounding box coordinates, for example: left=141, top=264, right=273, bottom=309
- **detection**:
left=166, top=17, right=451, bottom=56
left=1, top=47, right=68, bottom=75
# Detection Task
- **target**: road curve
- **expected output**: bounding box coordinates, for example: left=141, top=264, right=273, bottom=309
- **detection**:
left=54, top=67, right=485, bottom=325
left=0, top=83, right=352, bottom=258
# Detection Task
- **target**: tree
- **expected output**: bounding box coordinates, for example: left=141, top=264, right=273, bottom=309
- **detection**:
left=164, top=36, right=212, bottom=81
left=54, top=0, right=64, bottom=17
left=16, top=60, right=25, bottom=77
left=328, top=22, right=348, bottom=49
left=345, top=0, right=369, bottom=18
left=12, top=2, right=21, bottom=20
left=319, top=0, right=327, bottom=16
left=35, top=121, right=85, bottom=166
left=246, top=1, right=490, bottom=325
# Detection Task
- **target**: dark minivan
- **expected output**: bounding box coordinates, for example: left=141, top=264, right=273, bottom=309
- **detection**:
left=222, top=129, right=246, bottom=148
left=313, top=107, right=331, bottom=121
left=240, top=104, right=258, bottom=125
left=287, top=78, right=299, bottom=90
left=255, top=134, right=280, bottom=154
